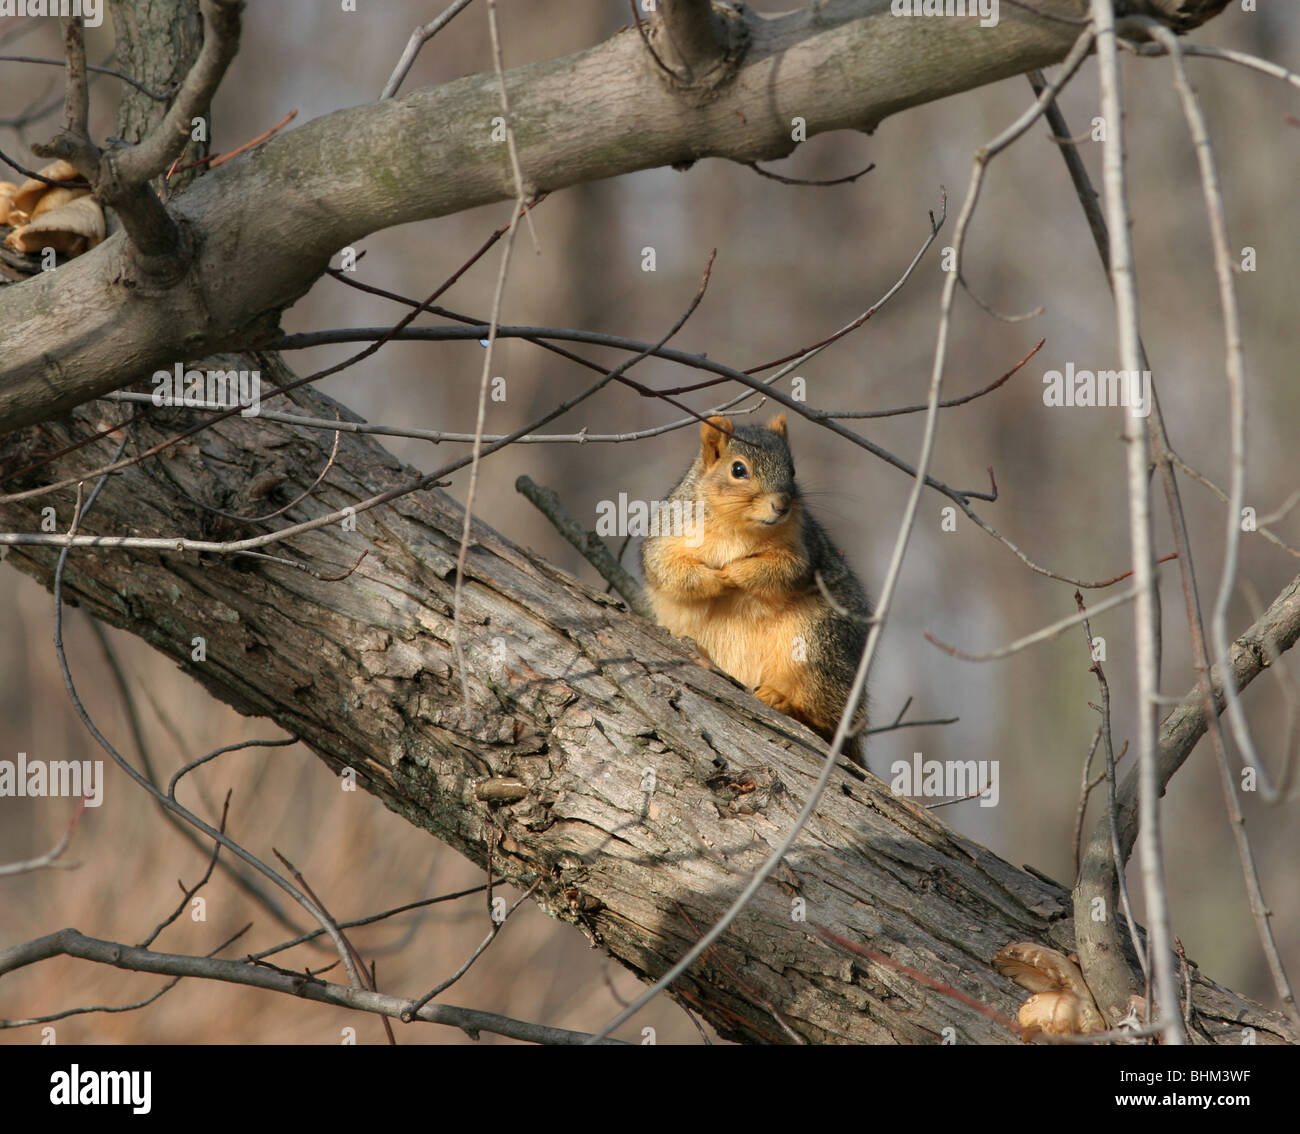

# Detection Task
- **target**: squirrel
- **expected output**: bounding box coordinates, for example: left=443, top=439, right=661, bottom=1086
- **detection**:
left=641, top=413, right=873, bottom=764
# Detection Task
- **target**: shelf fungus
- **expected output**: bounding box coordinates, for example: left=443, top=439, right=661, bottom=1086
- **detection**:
left=993, top=942, right=1106, bottom=1038
left=1, top=159, right=105, bottom=260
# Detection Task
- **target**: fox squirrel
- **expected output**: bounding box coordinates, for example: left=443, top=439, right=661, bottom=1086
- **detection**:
left=641, top=414, right=873, bottom=763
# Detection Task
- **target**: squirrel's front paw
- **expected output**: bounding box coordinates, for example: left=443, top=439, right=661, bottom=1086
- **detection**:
left=754, top=683, right=795, bottom=713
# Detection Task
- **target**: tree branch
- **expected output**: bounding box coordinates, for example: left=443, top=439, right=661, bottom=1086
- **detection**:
left=2, top=364, right=1291, bottom=1045
left=0, top=0, right=1103, bottom=433
left=0, top=928, right=625, bottom=1045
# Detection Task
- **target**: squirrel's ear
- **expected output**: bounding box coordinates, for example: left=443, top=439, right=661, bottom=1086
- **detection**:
left=766, top=413, right=787, bottom=437
left=700, top=416, right=731, bottom=464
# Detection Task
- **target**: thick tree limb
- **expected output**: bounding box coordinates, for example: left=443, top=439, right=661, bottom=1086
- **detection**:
left=0, top=369, right=1290, bottom=1044
left=0, top=0, right=1110, bottom=433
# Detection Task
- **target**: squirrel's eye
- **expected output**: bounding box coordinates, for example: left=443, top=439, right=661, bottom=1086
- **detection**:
left=730, top=461, right=748, bottom=479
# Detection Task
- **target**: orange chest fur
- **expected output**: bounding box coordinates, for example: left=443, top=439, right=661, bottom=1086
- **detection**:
left=647, top=528, right=816, bottom=692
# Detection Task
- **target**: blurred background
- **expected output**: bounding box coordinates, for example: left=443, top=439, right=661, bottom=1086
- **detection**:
left=1, top=1, right=1297, bottom=1044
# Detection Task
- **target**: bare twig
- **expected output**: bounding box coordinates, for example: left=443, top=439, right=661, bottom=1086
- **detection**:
left=406, top=880, right=540, bottom=1018
left=1165, top=450, right=1300, bottom=559
left=380, top=0, right=478, bottom=99
left=249, top=883, right=492, bottom=961
left=926, top=583, right=1140, bottom=662
left=1033, top=32, right=1300, bottom=1030
left=1145, top=20, right=1271, bottom=804
left=0, top=798, right=87, bottom=877
left=819, top=338, right=1043, bottom=418
left=0, top=928, right=625, bottom=1044
left=138, top=793, right=231, bottom=949
left=515, top=475, right=652, bottom=617
left=59, top=17, right=89, bottom=140
left=1076, top=595, right=1148, bottom=994
left=740, top=159, right=874, bottom=187
left=0, top=54, right=169, bottom=100
left=1090, top=0, right=1181, bottom=1044
left=0, top=925, right=250, bottom=1030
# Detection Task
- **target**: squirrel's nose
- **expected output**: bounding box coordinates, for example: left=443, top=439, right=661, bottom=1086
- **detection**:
left=770, top=493, right=792, bottom=517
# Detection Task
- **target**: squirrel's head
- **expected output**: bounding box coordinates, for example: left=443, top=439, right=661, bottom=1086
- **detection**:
left=697, top=414, right=798, bottom=529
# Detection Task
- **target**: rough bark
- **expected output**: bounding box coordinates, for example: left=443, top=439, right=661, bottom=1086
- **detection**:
left=108, top=0, right=207, bottom=189
left=0, top=366, right=1291, bottom=1045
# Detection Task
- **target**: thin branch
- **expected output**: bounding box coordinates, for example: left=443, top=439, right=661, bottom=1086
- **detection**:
left=0, top=54, right=169, bottom=99
left=166, top=737, right=299, bottom=801
left=0, top=929, right=626, bottom=1044
left=926, top=583, right=1140, bottom=662
left=1091, top=0, right=1181, bottom=1045
left=957, top=273, right=1045, bottom=323
left=822, top=338, right=1042, bottom=418
left=739, top=158, right=874, bottom=187
left=59, top=17, right=90, bottom=140
left=1165, top=450, right=1299, bottom=558
left=406, top=880, right=540, bottom=1017
left=451, top=117, right=528, bottom=703
left=1033, top=36, right=1300, bottom=1031
left=0, top=925, right=250, bottom=1030
left=101, top=389, right=766, bottom=445
left=168, top=108, right=299, bottom=177
left=249, top=883, right=492, bottom=961
left=1145, top=20, right=1271, bottom=803
left=0, top=798, right=87, bottom=877
left=862, top=694, right=958, bottom=736
left=107, top=0, right=241, bottom=187
left=483, top=0, right=538, bottom=252
left=1076, top=596, right=1148, bottom=995
left=1131, top=42, right=1300, bottom=90
left=273, top=850, right=368, bottom=996
left=0, top=145, right=90, bottom=187
left=515, top=475, right=652, bottom=617
left=380, top=0, right=478, bottom=99
left=138, top=793, right=230, bottom=949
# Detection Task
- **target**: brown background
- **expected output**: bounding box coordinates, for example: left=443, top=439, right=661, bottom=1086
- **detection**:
left=1, top=1, right=1297, bottom=1044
